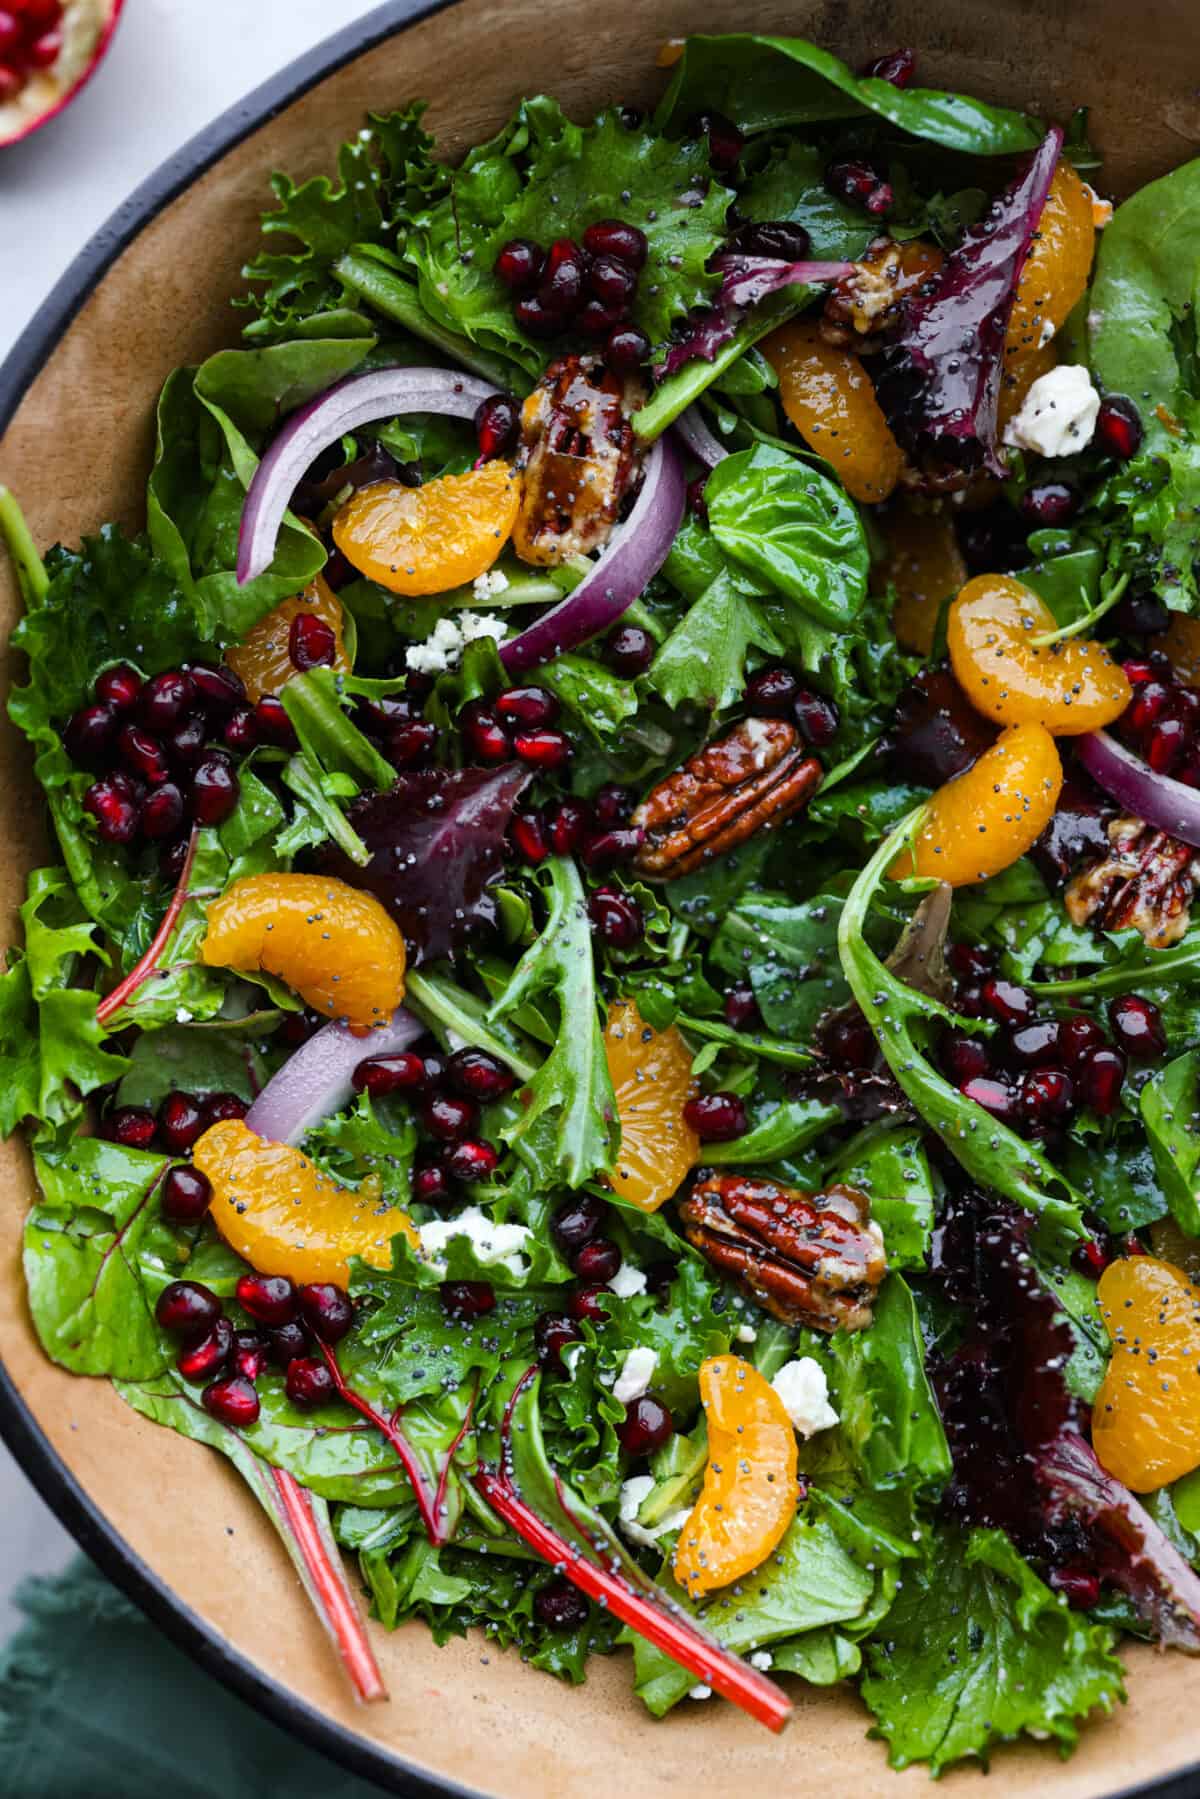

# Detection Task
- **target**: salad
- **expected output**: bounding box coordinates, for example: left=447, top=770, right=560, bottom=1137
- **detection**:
left=5, top=28, right=1200, bottom=1778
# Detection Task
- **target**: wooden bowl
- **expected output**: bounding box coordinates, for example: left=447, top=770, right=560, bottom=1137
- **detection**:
left=2, top=2, right=1199, bottom=1793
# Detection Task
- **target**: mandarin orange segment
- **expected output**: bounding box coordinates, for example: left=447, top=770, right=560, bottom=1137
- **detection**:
left=762, top=319, right=903, bottom=504
left=1160, top=615, right=1200, bottom=687
left=878, top=507, right=967, bottom=657
left=891, top=722, right=1063, bottom=887
left=1006, top=162, right=1096, bottom=361
left=948, top=573, right=1132, bottom=734
left=225, top=572, right=349, bottom=702
left=673, top=1356, right=799, bottom=1597
left=604, top=998, right=699, bottom=1212
left=193, top=1119, right=419, bottom=1288
left=201, top=873, right=406, bottom=1030
left=998, top=336, right=1057, bottom=433
left=1093, top=1255, right=1200, bottom=1492
left=332, top=462, right=519, bottom=596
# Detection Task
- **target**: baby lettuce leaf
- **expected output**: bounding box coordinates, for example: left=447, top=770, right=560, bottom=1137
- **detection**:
left=825, top=1123, right=936, bottom=1269
left=860, top=1526, right=1123, bottom=1773
left=655, top=35, right=1042, bottom=155
left=824, top=1276, right=952, bottom=1498
left=646, top=569, right=781, bottom=713
left=488, top=856, right=618, bottom=1187
left=116, top=1022, right=270, bottom=1111
left=1140, top=1050, right=1200, bottom=1233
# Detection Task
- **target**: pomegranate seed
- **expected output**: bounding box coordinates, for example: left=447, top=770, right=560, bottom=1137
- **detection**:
left=461, top=700, right=511, bottom=764
left=1121, top=659, right=1157, bottom=688
left=534, top=1312, right=581, bottom=1371
left=297, top=1283, right=355, bottom=1343
left=166, top=711, right=208, bottom=769
left=981, top=977, right=1035, bottom=1025
left=65, top=701, right=118, bottom=767
left=156, top=1280, right=221, bottom=1334
left=441, top=1280, right=497, bottom=1319
left=421, top=1093, right=480, bottom=1142
left=1060, top=1013, right=1105, bottom=1066
left=512, top=811, right=549, bottom=864
left=552, top=1195, right=605, bottom=1257
left=158, top=1091, right=204, bottom=1153
left=266, top=1320, right=308, bottom=1367
left=588, top=884, right=644, bottom=950
left=573, top=1237, right=621, bottom=1283
left=159, top=836, right=190, bottom=883
left=418, top=1051, right=448, bottom=1091
left=447, top=1048, right=514, bottom=1100
left=201, top=1092, right=248, bottom=1126
left=1074, top=1237, right=1112, bottom=1278
left=1174, top=687, right=1200, bottom=730
left=568, top=1284, right=612, bottom=1323
left=1175, top=750, right=1200, bottom=789
left=223, top=708, right=259, bottom=753
left=28, top=25, right=60, bottom=66
left=140, top=782, right=184, bottom=840
left=961, top=1075, right=1019, bottom=1120
left=593, top=783, right=631, bottom=827
left=744, top=667, right=799, bottom=715
left=285, top=1357, right=337, bottom=1408
left=1095, top=394, right=1144, bottom=459
left=390, top=718, right=438, bottom=768
left=352, top=1051, right=427, bottom=1096
left=1050, top=1566, right=1102, bottom=1610
left=645, top=1259, right=678, bottom=1299
left=939, top=1029, right=990, bottom=1085
left=1108, top=994, right=1166, bottom=1060
left=514, top=726, right=572, bottom=770
left=588, top=254, right=637, bottom=306
left=84, top=774, right=140, bottom=842
left=231, top=1330, right=269, bottom=1381
left=279, top=1008, right=322, bottom=1047
left=445, top=1138, right=500, bottom=1182
left=95, top=663, right=142, bottom=713
left=580, top=826, right=644, bottom=871
left=514, top=294, right=560, bottom=337
left=947, top=942, right=994, bottom=982
left=138, top=671, right=197, bottom=733
left=412, top=1156, right=453, bottom=1205
left=691, top=110, right=744, bottom=171
left=474, top=393, right=519, bottom=461
left=825, top=157, right=894, bottom=217
left=543, top=798, right=590, bottom=856
left=860, top=46, right=916, bottom=86
left=534, top=1576, right=590, bottom=1630
left=118, top=723, right=170, bottom=785
left=582, top=220, right=648, bottom=269
left=107, top=1106, right=157, bottom=1149
left=578, top=298, right=629, bottom=339
left=1112, top=591, right=1170, bottom=638
left=1076, top=1046, right=1126, bottom=1115
left=1005, top=1018, right=1063, bottom=1068
left=0, top=64, right=22, bottom=103
left=683, top=1091, right=748, bottom=1141
left=192, top=752, right=240, bottom=825
left=1147, top=715, right=1187, bottom=773
left=1124, top=679, right=1171, bottom=740
left=793, top=690, right=839, bottom=747
left=254, top=695, right=298, bottom=748
left=955, top=985, right=988, bottom=1019
left=604, top=325, right=651, bottom=374
left=618, top=1395, right=673, bottom=1455
left=820, top=1009, right=876, bottom=1070
left=539, top=238, right=587, bottom=318
left=496, top=685, right=560, bottom=728
left=605, top=624, right=655, bottom=676
left=161, top=1164, right=213, bottom=1224
left=178, top=1316, right=234, bottom=1383
left=186, top=662, right=244, bottom=713
left=289, top=612, right=337, bottom=671
left=494, top=238, right=543, bottom=292
left=235, top=1272, right=298, bottom=1327
left=1021, top=481, right=1079, bottom=528
left=686, top=475, right=709, bottom=522
left=1020, top=1067, right=1074, bottom=1122
left=724, top=981, right=761, bottom=1031
left=729, top=220, right=813, bottom=261
left=202, top=1375, right=260, bottom=1428
left=0, top=11, right=21, bottom=54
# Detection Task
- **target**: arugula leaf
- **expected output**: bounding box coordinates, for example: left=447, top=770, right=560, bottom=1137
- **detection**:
left=488, top=856, right=617, bottom=1187
left=861, top=1526, right=1124, bottom=1773
left=1141, top=1050, right=1200, bottom=1233
left=646, top=570, right=781, bottom=712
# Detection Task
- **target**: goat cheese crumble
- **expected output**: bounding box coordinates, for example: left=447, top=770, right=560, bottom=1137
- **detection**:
left=613, top=1346, right=657, bottom=1404
left=1002, top=364, right=1100, bottom=458
left=405, top=609, right=507, bottom=675
left=608, top=1261, right=647, bottom=1298
left=771, top=1357, right=840, bottom=1439
left=417, top=1206, right=530, bottom=1277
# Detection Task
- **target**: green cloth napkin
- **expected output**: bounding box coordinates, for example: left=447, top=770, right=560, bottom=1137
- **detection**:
left=0, top=1556, right=404, bottom=1798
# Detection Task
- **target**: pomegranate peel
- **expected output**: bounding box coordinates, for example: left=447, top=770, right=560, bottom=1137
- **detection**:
left=0, top=0, right=124, bottom=148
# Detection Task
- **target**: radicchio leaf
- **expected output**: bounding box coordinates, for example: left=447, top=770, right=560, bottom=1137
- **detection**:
left=320, top=764, right=529, bottom=964
left=875, top=127, right=1063, bottom=477
left=653, top=256, right=853, bottom=379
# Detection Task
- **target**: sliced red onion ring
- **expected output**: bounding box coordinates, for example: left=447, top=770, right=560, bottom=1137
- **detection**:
left=237, top=368, right=499, bottom=585
left=245, top=1007, right=423, bottom=1146
left=1077, top=729, right=1200, bottom=849
left=675, top=404, right=729, bottom=471
left=500, top=432, right=685, bottom=676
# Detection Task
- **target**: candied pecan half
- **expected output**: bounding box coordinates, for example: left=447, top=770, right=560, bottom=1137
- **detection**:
left=632, top=717, right=821, bottom=879
left=1065, top=814, right=1200, bottom=950
left=821, top=237, right=945, bottom=353
left=512, top=353, right=646, bottom=566
left=680, top=1174, right=886, bottom=1331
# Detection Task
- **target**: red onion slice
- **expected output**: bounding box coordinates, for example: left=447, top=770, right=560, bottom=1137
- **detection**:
left=1077, top=729, right=1200, bottom=849
left=237, top=368, right=499, bottom=585
left=675, top=405, right=729, bottom=471
left=245, top=1007, right=423, bottom=1146
left=500, top=433, right=685, bottom=676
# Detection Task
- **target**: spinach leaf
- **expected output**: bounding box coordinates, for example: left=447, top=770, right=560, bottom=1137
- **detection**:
left=736, top=139, right=873, bottom=260
left=711, top=887, right=868, bottom=1038
left=1141, top=1050, right=1200, bottom=1233
left=655, top=35, right=1042, bottom=155
left=705, top=445, right=869, bottom=628
left=116, top=1022, right=270, bottom=1111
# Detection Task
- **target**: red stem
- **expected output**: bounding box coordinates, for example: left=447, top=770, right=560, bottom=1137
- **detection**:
left=317, top=1340, right=445, bottom=1544
left=97, top=824, right=200, bottom=1025
left=270, top=1468, right=387, bottom=1704
left=433, top=1374, right=479, bottom=1533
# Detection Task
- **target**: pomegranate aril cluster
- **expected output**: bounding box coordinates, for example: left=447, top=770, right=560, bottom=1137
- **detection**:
left=353, top=1042, right=510, bottom=1198
left=493, top=218, right=650, bottom=376
left=743, top=664, right=840, bottom=747
left=1114, top=652, right=1200, bottom=782
left=0, top=0, right=63, bottom=102
left=461, top=685, right=572, bottom=773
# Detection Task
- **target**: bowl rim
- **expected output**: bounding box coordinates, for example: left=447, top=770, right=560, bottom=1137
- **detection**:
left=1, top=7, right=1200, bottom=1796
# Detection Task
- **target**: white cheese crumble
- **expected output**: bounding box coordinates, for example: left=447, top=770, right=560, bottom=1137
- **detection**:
left=1002, top=364, right=1100, bottom=459
left=613, top=1346, right=657, bottom=1405
left=608, top=1261, right=647, bottom=1299
left=688, top=1684, right=713, bottom=1701
left=749, top=1650, right=774, bottom=1671
left=417, top=1206, right=531, bottom=1277
left=771, top=1357, right=840, bottom=1439
left=405, top=609, right=507, bottom=674
left=472, top=568, right=510, bottom=601
left=175, top=1007, right=195, bottom=1024
left=459, top=609, right=507, bottom=644
left=735, top=1322, right=758, bottom=1344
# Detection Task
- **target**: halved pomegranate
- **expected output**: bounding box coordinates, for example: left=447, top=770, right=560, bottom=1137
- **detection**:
left=0, top=0, right=124, bottom=148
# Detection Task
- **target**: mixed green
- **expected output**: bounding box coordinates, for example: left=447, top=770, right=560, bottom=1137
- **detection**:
left=6, top=29, right=1200, bottom=1779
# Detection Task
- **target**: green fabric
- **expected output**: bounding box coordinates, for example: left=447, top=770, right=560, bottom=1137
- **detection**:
left=0, top=1556, right=397, bottom=1798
